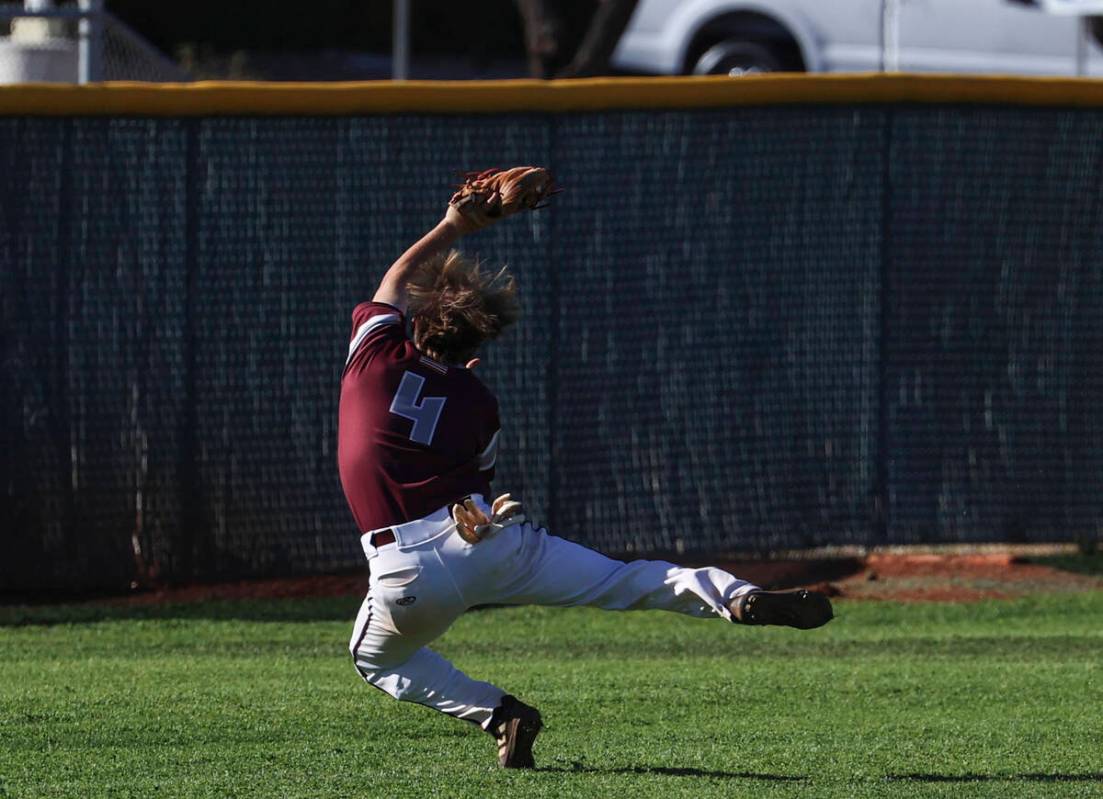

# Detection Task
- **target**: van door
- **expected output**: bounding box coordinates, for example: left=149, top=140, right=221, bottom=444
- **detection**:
left=803, top=0, right=885, bottom=71
left=895, top=0, right=1079, bottom=75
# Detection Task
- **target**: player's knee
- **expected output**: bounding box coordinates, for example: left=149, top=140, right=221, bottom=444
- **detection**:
left=355, top=663, right=406, bottom=701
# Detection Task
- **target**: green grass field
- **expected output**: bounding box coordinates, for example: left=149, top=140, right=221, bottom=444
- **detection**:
left=2, top=594, right=1101, bottom=798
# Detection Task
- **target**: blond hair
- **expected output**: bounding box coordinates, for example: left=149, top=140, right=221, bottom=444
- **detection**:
left=406, top=250, right=521, bottom=364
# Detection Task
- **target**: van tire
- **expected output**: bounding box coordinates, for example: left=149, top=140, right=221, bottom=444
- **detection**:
left=691, top=39, right=784, bottom=76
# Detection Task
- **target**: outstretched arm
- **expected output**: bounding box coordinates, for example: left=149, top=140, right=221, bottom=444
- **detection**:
left=372, top=208, right=470, bottom=313
left=374, top=167, right=557, bottom=313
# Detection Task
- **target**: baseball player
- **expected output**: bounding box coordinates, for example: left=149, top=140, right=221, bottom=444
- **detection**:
left=338, top=167, right=833, bottom=769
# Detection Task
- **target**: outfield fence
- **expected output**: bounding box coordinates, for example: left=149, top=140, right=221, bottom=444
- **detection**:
left=2, top=76, right=1102, bottom=594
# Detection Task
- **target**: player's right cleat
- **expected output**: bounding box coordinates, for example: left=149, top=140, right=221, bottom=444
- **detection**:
left=731, top=589, right=834, bottom=629
left=489, top=695, right=543, bottom=769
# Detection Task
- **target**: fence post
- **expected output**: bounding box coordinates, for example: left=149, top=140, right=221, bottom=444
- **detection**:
left=1077, top=15, right=1089, bottom=76
left=879, top=0, right=901, bottom=72
left=77, top=0, right=103, bottom=84
left=392, top=0, right=410, bottom=80
left=876, top=106, right=895, bottom=545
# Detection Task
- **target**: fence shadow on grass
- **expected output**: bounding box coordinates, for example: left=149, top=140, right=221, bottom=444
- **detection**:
left=538, top=763, right=805, bottom=781
left=886, top=773, right=1103, bottom=783
left=1025, top=553, right=1103, bottom=578
left=0, top=572, right=372, bottom=626
left=0, top=596, right=365, bottom=627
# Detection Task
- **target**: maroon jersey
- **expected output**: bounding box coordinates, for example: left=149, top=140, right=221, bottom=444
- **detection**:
left=337, top=301, right=500, bottom=533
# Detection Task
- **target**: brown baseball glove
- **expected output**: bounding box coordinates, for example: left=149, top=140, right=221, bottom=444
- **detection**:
left=452, top=494, right=526, bottom=545
left=448, top=167, right=558, bottom=233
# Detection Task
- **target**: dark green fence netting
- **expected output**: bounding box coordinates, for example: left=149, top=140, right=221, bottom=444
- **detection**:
left=2, top=106, right=1101, bottom=593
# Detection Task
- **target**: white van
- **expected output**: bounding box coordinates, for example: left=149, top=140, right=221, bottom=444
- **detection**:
left=611, top=0, right=1103, bottom=77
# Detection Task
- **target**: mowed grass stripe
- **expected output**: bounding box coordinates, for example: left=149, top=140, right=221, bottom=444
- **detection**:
left=1, top=594, right=1101, bottom=799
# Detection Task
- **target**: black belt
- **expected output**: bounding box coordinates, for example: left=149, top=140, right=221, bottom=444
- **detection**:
left=370, top=529, right=396, bottom=548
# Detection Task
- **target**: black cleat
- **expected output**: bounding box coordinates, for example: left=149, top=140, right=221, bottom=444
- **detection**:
left=732, top=589, right=834, bottom=629
left=489, top=695, right=543, bottom=769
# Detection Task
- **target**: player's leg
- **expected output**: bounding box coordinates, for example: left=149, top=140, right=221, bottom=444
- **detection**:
left=351, top=639, right=504, bottom=725
left=348, top=547, right=499, bottom=722
left=490, top=525, right=750, bottom=619
left=348, top=545, right=541, bottom=766
left=468, top=522, right=831, bottom=627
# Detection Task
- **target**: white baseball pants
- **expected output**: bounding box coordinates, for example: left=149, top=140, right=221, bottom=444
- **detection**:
left=349, top=495, right=757, bottom=728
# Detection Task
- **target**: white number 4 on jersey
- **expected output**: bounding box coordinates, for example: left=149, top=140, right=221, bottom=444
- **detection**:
left=390, top=371, right=446, bottom=445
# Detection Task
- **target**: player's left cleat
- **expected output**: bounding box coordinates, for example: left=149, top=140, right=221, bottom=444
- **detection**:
left=488, top=695, right=543, bottom=768
left=731, top=589, right=834, bottom=629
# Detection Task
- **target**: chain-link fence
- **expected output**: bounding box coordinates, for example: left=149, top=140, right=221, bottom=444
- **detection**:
left=2, top=91, right=1102, bottom=595
left=0, top=1, right=188, bottom=84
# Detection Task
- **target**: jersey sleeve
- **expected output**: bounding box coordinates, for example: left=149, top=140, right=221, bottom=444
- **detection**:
left=345, top=301, right=404, bottom=368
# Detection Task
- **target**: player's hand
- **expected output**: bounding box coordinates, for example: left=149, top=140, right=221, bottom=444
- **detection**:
left=490, top=493, right=523, bottom=523
left=452, top=499, right=490, bottom=544
left=451, top=494, right=526, bottom=544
